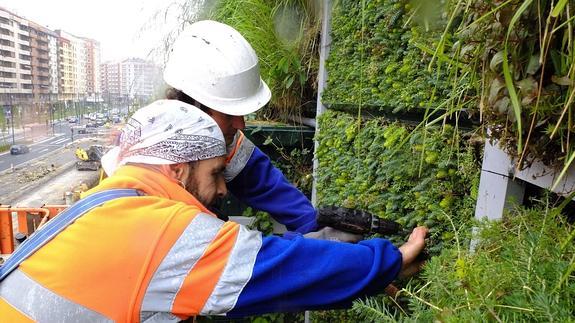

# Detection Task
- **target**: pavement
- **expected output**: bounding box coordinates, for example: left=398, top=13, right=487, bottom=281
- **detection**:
left=0, top=135, right=108, bottom=206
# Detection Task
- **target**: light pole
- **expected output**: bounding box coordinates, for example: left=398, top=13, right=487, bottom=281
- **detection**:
left=9, top=95, right=15, bottom=145
left=10, top=105, right=15, bottom=145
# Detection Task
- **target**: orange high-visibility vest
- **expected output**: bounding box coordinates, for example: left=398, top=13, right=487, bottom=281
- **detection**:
left=0, top=165, right=261, bottom=322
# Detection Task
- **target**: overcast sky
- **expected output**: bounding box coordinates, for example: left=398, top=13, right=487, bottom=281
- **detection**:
left=1, top=0, right=192, bottom=64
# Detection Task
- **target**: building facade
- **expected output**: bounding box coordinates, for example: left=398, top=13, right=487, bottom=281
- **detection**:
left=0, top=8, right=33, bottom=107
left=101, top=58, right=160, bottom=105
left=0, top=6, right=102, bottom=120
left=84, top=38, right=100, bottom=102
left=55, top=31, right=75, bottom=102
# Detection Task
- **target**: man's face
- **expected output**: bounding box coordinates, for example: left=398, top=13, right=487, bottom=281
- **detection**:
left=185, top=156, right=227, bottom=207
left=207, top=109, right=246, bottom=145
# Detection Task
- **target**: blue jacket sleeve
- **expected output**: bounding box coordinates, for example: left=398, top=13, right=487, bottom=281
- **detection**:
left=227, top=236, right=402, bottom=317
left=228, top=146, right=318, bottom=233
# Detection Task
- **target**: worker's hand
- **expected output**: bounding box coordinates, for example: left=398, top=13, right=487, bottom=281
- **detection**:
left=304, top=226, right=363, bottom=243
left=398, top=226, right=428, bottom=279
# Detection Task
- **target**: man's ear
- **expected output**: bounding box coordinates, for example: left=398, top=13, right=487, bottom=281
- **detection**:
left=168, top=163, right=187, bottom=180
left=169, top=163, right=189, bottom=181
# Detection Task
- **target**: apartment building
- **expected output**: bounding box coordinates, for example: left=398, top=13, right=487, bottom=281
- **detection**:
left=28, top=22, right=57, bottom=103
left=0, top=7, right=34, bottom=107
left=55, top=30, right=75, bottom=101
left=0, top=6, right=102, bottom=112
left=83, top=38, right=100, bottom=101
left=101, top=58, right=160, bottom=104
left=121, top=58, right=160, bottom=100
left=100, top=60, right=122, bottom=101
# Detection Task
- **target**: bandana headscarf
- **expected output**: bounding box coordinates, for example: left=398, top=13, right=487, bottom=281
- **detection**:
left=101, top=100, right=226, bottom=175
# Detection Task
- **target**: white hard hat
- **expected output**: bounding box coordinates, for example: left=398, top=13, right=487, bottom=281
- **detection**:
left=163, top=20, right=271, bottom=116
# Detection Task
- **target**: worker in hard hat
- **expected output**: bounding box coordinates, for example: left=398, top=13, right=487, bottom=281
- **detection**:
left=0, top=100, right=428, bottom=320
left=163, top=20, right=319, bottom=234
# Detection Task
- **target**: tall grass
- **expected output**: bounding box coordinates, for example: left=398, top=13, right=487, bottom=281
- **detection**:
left=208, top=0, right=321, bottom=120
left=425, top=0, right=575, bottom=175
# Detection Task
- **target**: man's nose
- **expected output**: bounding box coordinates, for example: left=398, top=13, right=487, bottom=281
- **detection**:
left=231, top=115, right=245, bottom=130
left=217, top=177, right=227, bottom=198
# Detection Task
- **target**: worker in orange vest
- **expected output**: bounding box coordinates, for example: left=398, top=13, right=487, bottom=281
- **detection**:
left=0, top=100, right=427, bottom=321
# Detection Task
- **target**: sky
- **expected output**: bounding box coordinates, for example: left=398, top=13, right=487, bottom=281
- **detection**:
left=1, top=0, right=193, bottom=64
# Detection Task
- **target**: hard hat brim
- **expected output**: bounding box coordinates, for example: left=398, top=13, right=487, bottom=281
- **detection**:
left=200, top=79, right=271, bottom=116
left=168, top=77, right=272, bottom=117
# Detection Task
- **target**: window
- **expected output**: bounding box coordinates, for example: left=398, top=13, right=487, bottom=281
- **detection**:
left=20, top=74, right=32, bottom=80
left=0, top=71, right=15, bottom=78
left=19, top=24, right=29, bottom=32
left=22, top=84, right=33, bottom=89
left=0, top=17, right=12, bottom=26
left=0, top=49, right=14, bottom=57
left=19, top=44, right=31, bottom=51
left=19, top=54, right=31, bottom=61
left=0, top=82, right=16, bottom=88
left=18, top=34, right=30, bottom=41
left=0, top=39, right=14, bottom=47
left=0, top=60, right=15, bottom=68
left=20, top=64, right=31, bottom=70
left=0, top=27, right=13, bottom=36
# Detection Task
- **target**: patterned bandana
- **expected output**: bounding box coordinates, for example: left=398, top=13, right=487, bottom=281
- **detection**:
left=101, top=100, right=227, bottom=175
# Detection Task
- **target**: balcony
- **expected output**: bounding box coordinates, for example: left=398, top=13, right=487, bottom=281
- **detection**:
left=0, top=33, right=13, bottom=41
left=1, top=55, right=16, bottom=62
left=0, top=19, right=13, bottom=28
left=32, top=70, right=50, bottom=77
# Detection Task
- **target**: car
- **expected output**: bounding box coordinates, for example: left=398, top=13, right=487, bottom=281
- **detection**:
left=10, top=144, right=30, bottom=155
left=72, top=125, right=87, bottom=134
left=68, top=116, right=78, bottom=123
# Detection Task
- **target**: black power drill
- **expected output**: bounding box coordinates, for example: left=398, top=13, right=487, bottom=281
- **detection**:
left=317, top=206, right=429, bottom=261
left=317, top=206, right=406, bottom=236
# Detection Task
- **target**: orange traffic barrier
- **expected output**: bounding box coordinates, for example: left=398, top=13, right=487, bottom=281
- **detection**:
left=0, top=205, right=68, bottom=254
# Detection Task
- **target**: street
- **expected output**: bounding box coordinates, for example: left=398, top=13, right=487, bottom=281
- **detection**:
left=0, top=121, right=107, bottom=173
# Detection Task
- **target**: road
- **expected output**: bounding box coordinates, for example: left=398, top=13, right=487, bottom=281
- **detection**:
left=0, top=122, right=94, bottom=172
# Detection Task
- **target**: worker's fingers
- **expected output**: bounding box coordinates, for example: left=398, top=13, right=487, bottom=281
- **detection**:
left=398, top=226, right=428, bottom=266
left=384, top=284, right=400, bottom=297
left=397, top=259, right=425, bottom=279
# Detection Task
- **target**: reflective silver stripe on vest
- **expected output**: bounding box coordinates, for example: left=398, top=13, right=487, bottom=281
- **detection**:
left=224, top=132, right=255, bottom=182
left=140, top=213, right=224, bottom=319
left=0, top=269, right=112, bottom=322
left=140, top=312, right=180, bottom=323
left=200, top=225, right=262, bottom=315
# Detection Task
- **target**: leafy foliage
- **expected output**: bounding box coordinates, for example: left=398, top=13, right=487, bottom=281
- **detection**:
left=316, top=110, right=481, bottom=253
left=449, top=0, right=575, bottom=171
left=352, top=200, right=575, bottom=321
left=323, top=0, right=459, bottom=113
left=208, top=0, right=321, bottom=120
left=325, top=0, right=575, bottom=171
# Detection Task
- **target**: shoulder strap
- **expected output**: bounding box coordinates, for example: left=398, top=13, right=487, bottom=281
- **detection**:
left=0, top=189, right=140, bottom=282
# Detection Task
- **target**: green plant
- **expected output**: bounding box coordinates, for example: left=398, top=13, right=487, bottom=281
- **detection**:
left=208, top=0, right=321, bottom=120
left=323, top=0, right=458, bottom=113
left=316, top=110, right=481, bottom=253
left=0, top=143, right=9, bottom=153
left=352, top=199, right=575, bottom=321
left=428, top=0, right=575, bottom=173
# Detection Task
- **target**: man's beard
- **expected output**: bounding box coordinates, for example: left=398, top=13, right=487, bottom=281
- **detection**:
left=186, top=178, right=212, bottom=207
